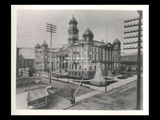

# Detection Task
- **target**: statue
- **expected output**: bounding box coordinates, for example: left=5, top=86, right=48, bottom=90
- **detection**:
left=92, top=62, right=104, bottom=83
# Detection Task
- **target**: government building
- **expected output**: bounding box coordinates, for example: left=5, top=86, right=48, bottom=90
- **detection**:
left=34, top=15, right=121, bottom=79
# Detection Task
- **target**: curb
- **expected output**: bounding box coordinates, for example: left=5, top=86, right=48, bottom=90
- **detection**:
left=107, top=79, right=137, bottom=92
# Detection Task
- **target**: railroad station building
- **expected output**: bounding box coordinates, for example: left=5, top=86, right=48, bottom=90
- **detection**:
left=34, top=15, right=121, bottom=79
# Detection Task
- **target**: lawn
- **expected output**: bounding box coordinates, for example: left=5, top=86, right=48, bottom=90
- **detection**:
left=68, top=78, right=143, bottom=110
left=40, top=77, right=95, bottom=101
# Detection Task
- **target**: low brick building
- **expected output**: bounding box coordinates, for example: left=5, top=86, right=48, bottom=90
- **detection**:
left=19, top=50, right=34, bottom=69
left=120, top=54, right=143, bottom=72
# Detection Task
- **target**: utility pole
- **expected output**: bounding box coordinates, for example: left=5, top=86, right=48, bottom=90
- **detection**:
left=105, top=48, right=107, bottom=92
left=123, top=11, right=143, bottom=110
left=106, top=21, right=107, bottom=44
left=137, top=10, right=142, bottom=110
left=41, top=51, right=43, bottom=79
left=46, top=23, right=57, bottom=84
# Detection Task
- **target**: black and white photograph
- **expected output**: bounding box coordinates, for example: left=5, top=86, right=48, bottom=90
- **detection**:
left=11, top=5, right=149, bottom=115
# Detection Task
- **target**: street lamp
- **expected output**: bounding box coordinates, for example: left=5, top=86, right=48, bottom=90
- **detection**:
left=100, top=45, right=108, bottom=92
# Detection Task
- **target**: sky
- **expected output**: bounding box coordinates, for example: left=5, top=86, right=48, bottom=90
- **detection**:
left=17, top=10, right=141, bottom=55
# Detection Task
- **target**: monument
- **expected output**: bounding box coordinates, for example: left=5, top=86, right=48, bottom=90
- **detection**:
left=90, top=62, right=106, bottom=86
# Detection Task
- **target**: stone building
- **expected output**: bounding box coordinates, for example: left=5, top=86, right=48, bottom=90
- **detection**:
left=19, top=51, right=34, bottom=69
left=34, top=15, right=121, bottom=79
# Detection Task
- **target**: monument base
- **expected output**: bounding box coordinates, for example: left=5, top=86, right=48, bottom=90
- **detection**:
left=90, top=80, right=106, bottom=86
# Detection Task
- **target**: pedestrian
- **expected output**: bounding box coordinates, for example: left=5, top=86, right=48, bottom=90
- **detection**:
left=70, top=83, right=75, bottom=104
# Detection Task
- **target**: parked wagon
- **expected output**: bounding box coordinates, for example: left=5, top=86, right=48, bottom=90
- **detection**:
left=27, top=87, right=50, bottom=109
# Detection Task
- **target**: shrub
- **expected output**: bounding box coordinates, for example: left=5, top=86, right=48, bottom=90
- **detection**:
left=112, top=68, right=121, bottom=74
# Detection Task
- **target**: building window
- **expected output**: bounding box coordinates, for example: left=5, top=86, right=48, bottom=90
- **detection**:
left=60, top=70, right=61, bottom=73
left=75, top=64, right=77, bottom=69
left=98, top=55, right=100, bottom=61
left=72, top=64, right=74, bottom=69
left=79, top=66, right=81, bottom=69
left=90, top=73, right=92, bottom=76
left=95, top=66, right=96, bottom=70
left=95, top=54, right=96, bottom=61
left=79, top=72, right=81, bottom=76
left=69, top=64, right=71, bottom=69
left=90, top=66, right=92, bottom=70
left=90, top=55, right=92, bottom=60
left=75, top=72, right=77, bottom=75
left=95, top=47, right=96, bottom=52
left=63, top=64, right=64, bottom=69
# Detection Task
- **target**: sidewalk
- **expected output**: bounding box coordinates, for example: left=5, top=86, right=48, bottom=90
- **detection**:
left=32, top=72, right=138, bottom=92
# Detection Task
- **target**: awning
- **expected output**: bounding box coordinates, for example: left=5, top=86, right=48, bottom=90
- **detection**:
left=27, top=87, right=49, bottom=102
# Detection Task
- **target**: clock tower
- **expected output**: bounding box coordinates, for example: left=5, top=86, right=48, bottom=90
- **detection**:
left=68, top=15, right=79, bottom=45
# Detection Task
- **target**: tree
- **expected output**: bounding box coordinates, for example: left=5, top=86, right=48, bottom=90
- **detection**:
left=28, top=67, right=33, bottom=77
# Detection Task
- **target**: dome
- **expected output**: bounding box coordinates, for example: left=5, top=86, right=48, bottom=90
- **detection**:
left=35, top=43, right=41, bottom=48
left=113, top=38, right=121, bottom=44
left=69, top=15, right=78, bottom=24
left=41, top=40, right=48, bottom=47
left=82, top=27, right=94, bottom=37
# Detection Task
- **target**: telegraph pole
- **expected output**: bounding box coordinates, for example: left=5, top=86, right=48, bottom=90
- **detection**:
left=123, top=11, right=143, bottom=110
left=46, top=23, right=57, bottom=84
left=137, top=10, right=142, bottom=110
left=105, top=48, right=107, bottom=92
left=106, top=21, right=107, bottom=44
